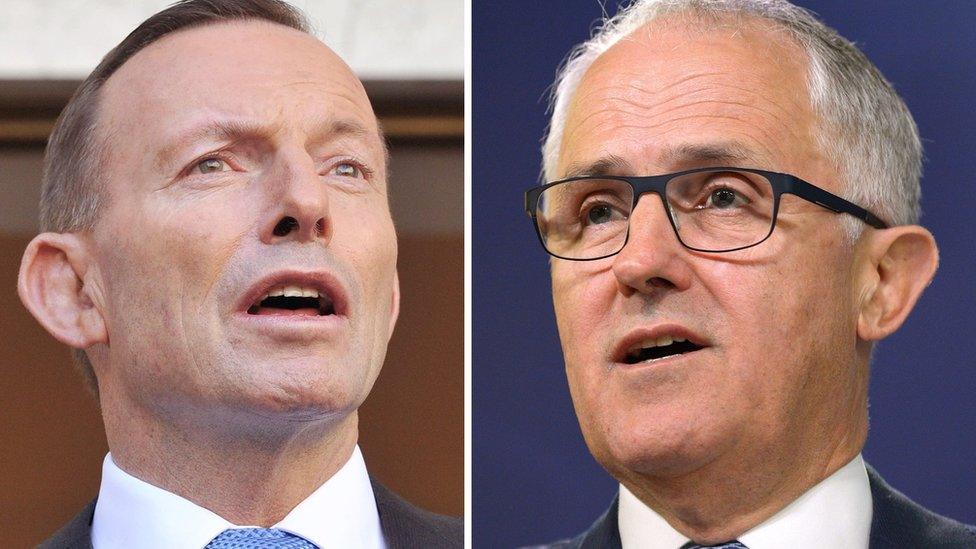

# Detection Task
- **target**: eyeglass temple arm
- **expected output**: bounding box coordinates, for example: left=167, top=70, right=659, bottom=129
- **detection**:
left=525, top=187, right=542, bottom=217
left=786, top=177, right=889, bottom=229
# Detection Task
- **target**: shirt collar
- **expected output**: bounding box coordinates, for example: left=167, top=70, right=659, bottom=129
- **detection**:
left=618, top=454, right=873, bottom=549
left=276, top=445, right=384, bottom=548
left=92, top=445, right=384, bottom=549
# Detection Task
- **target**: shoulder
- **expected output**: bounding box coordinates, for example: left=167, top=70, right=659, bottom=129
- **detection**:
left=520, top=496, right=621, bottom=549
left=521, top=538, right=584, bottom=549
left=37, top=499, right=95, bottom=549
left=868, top=464, right=976, bottom=548
left=370, top=480, right=463, bottom=548
left=521, top=541, right=576, bottom=549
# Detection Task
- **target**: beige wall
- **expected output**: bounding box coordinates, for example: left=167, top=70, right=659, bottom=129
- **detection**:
left=0, top=0, right=463, bottom=81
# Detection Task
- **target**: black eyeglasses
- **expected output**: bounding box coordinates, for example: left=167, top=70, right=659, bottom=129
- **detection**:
left=524, top=167, right=888, bottom=261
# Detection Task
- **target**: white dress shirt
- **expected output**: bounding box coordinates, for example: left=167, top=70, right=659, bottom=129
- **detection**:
left=91, top=445, right=386, bottom=549
left=618, top=454, right=873, bottom=549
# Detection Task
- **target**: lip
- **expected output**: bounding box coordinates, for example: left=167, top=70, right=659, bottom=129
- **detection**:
left=233, top=269, right=350, bottom=319
left=612, top=323, right=710, bottom=365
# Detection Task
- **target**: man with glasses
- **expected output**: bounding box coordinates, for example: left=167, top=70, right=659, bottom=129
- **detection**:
left=524, top=1, right=974, bottom=547
left=17, top=1, right=461, bottom=547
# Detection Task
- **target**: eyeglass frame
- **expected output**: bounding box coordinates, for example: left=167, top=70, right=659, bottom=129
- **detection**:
left=524, top=166, right=889, bottom=261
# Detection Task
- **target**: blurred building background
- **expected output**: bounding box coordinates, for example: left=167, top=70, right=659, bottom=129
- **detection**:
left=0, top=1, right=462, bottom=546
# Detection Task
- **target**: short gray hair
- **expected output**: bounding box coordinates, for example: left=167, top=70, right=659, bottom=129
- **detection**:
left=542, top=0, right=922, bottom=236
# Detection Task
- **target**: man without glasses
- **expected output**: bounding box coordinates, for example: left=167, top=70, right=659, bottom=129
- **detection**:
left=524, top=0, right=975, bottom=547
left=17, top=0, right=461, bottom=547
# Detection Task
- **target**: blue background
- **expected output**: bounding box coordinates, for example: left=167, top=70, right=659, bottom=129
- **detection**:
left=473, top=1, right=976, bottom=547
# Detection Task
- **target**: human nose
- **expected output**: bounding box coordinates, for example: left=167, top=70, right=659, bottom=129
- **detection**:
left=611, top=194, right=692, bottom=296
left=260, top=150, right=331, bottom=245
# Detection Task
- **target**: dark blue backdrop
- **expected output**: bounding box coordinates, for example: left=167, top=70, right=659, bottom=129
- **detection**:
left=473, top=1, right=976, bottom=547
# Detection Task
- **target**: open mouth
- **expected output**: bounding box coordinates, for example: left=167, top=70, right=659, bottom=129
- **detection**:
left=246, top=285, right=336, bottom=316
left=622, top=336, right=704, bottom=365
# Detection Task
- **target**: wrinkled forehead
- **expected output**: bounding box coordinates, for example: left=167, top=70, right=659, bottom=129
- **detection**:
left=96, top=19, right=382, bottom=163
left=581, top=13, right=812, bottom=99
left=558, top=15, right=817, bottom=176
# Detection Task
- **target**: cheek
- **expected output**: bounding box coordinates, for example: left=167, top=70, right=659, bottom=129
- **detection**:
left=96, top=237, right=187, bottom=376
left=332, top=203, right=398, bottom=309
left=551, top=263, right=615, bottom=359
left=99, top=200, right=247, bottom=340
left=705, top=242, right=850, bottom=332
left=705, top=247, right=855, bottom=401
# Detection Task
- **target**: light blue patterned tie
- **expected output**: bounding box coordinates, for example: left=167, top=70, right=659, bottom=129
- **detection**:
left=205, top=528, right=318, bottom=548
left=681, top=541, right=748, bottom=549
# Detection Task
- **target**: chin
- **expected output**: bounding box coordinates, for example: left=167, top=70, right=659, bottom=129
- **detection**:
left=255, top=375, right=368, bottom=418
left=586, top=412, right=725, bottom=480
left=216, top=355, right=367, bottom=417
left=609, top=446, right=712, bottom=480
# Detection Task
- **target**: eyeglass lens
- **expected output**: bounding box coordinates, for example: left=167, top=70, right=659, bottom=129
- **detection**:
left=535, top=169, right=777, bottom=259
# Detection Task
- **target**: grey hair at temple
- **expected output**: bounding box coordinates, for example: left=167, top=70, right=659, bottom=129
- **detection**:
left=541, top=0, right=922, bottom=239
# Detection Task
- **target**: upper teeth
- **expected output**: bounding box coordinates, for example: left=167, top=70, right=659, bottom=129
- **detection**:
left=259, top=285, right=321, bottom=301
left=629, top=336, right=686, bottom=354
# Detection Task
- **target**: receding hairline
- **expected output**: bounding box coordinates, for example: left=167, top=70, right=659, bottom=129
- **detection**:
left=94, top=19, right=363, bottom=144
left=553, top=14, right=815, bottom=180
left=547, top=8, right=822, bottom=173
left=103, top=17, right=334, bottom=85
left=88, top=17, right=385, bottom=195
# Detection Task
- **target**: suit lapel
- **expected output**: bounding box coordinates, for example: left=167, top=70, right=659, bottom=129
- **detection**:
left=575, top=496, right=622, bottom=549
left=37, top=499, right=95, bottom=549
left=370, top=478, right=462, bottom=548
left=865, top=463, right=975, bottom=548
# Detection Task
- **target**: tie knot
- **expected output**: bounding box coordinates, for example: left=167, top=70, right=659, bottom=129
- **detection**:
left=205, top=528, right=318, bottom=548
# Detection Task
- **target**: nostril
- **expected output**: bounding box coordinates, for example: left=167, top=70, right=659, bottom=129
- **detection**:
left=273, top=216, right=299, bottom=237
left=315, top=218, right=325, bottom=235
left=646, top=277, right=674, bottom=289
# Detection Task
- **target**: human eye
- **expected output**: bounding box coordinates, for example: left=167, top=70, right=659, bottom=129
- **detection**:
left=540, top=179, right=629, bottom=232
left=694, top=173, right=759, bottom=211
left=187, top=155, right=233, bottom=176
left=328, top=159, right=372, bottom=180
left=581, top=199, right=627, bottom=226
left=569, top=180, right=630, bottom=228
left=702, top=186, right=750, bottom=209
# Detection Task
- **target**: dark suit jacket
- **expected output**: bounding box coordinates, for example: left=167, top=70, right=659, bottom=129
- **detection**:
left=529, top=465, right=976, bottom=549
left=38, top=479, right=462, bottom=549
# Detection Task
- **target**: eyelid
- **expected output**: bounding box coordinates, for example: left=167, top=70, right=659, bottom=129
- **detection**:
left=181, top=150, right=238, bottom=177
left=324, top=157, right=374, bottom=179
left=578, top=188, right=630, bottom=207
left=701, top=175, right=760, bottom=195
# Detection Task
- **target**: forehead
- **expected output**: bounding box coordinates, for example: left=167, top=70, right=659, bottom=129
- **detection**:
left=97, top=20, right=380, bottom=159
left=559, top=16, right=820, bottom=177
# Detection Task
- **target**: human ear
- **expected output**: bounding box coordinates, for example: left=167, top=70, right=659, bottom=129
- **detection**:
left=388, top=270, right=400, bottom=339
left=17, top=233, right=108, bottom=349
left=855, top=225, right=938, bottom=341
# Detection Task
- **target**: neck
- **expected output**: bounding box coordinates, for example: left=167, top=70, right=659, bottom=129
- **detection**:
left=619, top=418, right=867, bottom=544
left=102, top=396, right=359, bottom=526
